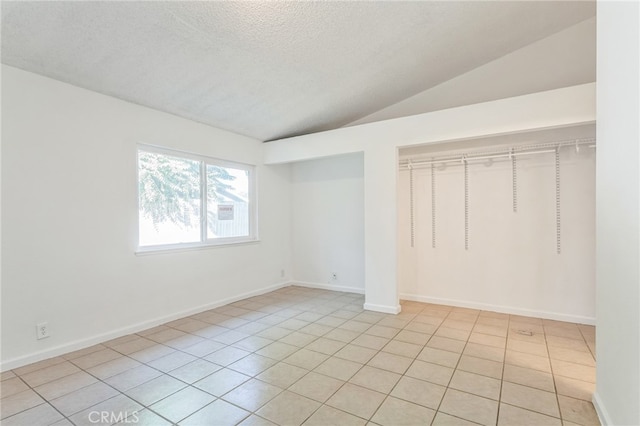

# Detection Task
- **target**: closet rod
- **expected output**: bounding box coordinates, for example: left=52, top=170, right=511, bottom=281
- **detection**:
left=460, top=148, right=556, bottom=163
left=398, top=138, right=595, bottom=170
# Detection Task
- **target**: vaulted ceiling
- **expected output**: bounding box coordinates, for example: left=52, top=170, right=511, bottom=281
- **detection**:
left=1, top=1, right=595, bottom=141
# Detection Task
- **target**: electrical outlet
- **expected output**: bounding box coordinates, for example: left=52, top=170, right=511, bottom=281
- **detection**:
left=36, top=322, right=50, bottom=340
left=280, top=269, right=285, bottom=278
left=331, top=272, right=338, bottom=281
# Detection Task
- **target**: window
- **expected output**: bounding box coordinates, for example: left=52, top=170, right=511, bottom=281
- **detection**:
left=137, top=145, right=256, bottom=250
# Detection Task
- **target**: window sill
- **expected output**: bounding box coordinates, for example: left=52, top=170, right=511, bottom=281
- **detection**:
left=135, top=239, right=260, bottom=256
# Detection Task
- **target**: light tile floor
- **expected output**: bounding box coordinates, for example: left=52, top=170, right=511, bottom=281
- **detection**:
left=1, top=286, right=600, bottom=426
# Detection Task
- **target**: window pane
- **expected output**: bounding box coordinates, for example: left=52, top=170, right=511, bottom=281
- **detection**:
left=207, top=164, right=250, bottom=239
left=138, top=151, right=201, bottom=246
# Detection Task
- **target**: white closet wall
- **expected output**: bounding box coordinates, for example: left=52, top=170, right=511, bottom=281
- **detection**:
left=291, top=153, right=365, bottom=292
left=398, top=134, right=596, bottom=323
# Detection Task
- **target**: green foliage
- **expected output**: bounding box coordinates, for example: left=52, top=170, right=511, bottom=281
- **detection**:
left=206, top=164, right=235, bottom=201
left=138, top=151, right=236, bottom=229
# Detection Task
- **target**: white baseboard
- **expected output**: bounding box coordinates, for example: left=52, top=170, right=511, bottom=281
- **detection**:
left=294, top=280, right=365, bottom=295
left=0, top=281, right=291, bottom=372
left=292, top=282, right=401, bottom=314
left=399, top=293, right=596, bottom=325
left=363, top=303, right=402, bottom=314
left=592, top=392, right=613, bottom=426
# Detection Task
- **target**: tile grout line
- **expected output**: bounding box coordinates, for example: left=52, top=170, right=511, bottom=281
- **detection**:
left=153, top=290, right=366, bottom=424
left=3, top=290, right=597, bottom=426
left=430, top=306, right=484, bottom=425
left=0, top=374, right=70, bottom=425
left=289, top=312, right=398, bottom=424
left=495, top=312, right=512, bottom=426
left=252, top=290, right=377, bottom=424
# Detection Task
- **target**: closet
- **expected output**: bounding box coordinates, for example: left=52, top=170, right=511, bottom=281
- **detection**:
left=397, top=124, right=596, bottom=324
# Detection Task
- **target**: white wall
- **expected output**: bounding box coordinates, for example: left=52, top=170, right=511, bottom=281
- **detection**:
left=0, top=65, right=292, bottom=370
left=398, top=137, right=596, bottom=323
left=348, top=17, right=595, bottom=127
left=266, top=84, right=595, bottom=313
left=593, top=2, right=640, bottom=425
left=291, top=153, right=364, bottom=293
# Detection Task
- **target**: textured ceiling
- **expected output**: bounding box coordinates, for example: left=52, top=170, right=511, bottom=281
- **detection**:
left=1, top=1, right=595, bottom=141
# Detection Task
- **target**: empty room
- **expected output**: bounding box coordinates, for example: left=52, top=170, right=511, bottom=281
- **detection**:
left=1, top=1, right=638, bottom=426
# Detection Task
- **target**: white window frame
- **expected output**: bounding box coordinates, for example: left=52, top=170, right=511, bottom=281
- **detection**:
left=136, top=144, right=258, bottom=253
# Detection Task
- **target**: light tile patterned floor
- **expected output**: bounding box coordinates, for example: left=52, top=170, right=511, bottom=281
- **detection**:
left=1, top=286, right=600, bottom=426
